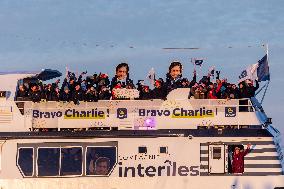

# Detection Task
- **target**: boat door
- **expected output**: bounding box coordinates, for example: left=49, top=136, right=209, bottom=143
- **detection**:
left=208, top=144, right=226, bottom=174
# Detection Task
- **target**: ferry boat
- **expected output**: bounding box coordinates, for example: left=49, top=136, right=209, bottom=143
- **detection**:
left=0, top=69, right=283, bottom=189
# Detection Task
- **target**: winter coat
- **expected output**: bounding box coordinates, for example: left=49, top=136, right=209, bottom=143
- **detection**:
left=246, top=80, right=259, bottom=98
left=207, top=89, right=217, bottom=99
left=72, top=89, right=84, bottom=104
left=60, top=92, right=72, bottom=102
left=84, top=91, right=98, bottom=102
left=51, top=92, right=60, bottom=101
left=99, top=90, right=111, bottom=100
left=151, top=87, right=167, bottom=99
left=110, top=76, right=135, bottom=90
left=165, top=74, right=187, bottom=94
left=17, top=89, right=27, bottom=98
left=239, top=87, right=250, bottom=98
left=232, top=147, right=250, bottom=173
left=28, top=90, right=42, bottom=102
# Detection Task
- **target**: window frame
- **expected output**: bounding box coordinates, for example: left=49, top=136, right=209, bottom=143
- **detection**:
left=17, top=142, right=118, bottom=178
left=212, top=147, right=222, bottom=159
left=36, top=147, right=61, bottom=177
left=138, top=146, right=147, bottom=154
left=85, top=145, right=118, bottom=177
left=59, top=146, right=84, bottom=177
left=16, top=147, right=34, bottom=178
left=159, top=146, right=168, bottom=154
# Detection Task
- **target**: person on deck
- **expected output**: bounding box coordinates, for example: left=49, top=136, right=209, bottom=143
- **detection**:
left=246, top=79, right=259, bottom=98
left=28, top=84, right=42, bottom=102
left=151, top=78, right=166, bottom=99
left=165, top=61, right=188, bottom=94
left=110, top=63, right=135, bottom=90
left=71, top=83, right=84, bottom=104
left=232, top=143, right=251, bottom=174
left=110, top=63, right=135, bottom=99
left=60, top=86, right=72, bottom=102
left=17, top=85, right=28, bottom=99
left=84, top=86, right=98, bottom=102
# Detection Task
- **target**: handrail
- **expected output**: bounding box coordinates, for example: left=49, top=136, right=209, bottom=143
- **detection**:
left=12, top=99, right=255, bottom=108
left=11, top=99, right=255, bottom=109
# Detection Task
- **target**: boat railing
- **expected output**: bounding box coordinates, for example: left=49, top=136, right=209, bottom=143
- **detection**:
left=0, top=98, right=263, bottom=131
left=13, top=98, right=255, bottom=111
left=13, top=98, right=255, bottom=115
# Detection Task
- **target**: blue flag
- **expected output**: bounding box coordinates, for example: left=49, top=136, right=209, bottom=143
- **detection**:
left=257, top=54, right=270, bottom=81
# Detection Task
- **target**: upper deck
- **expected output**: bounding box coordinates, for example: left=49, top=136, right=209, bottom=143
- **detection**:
left=0, top=67, right=272, bottom=133
left=0, top=88, right=270, bottom=132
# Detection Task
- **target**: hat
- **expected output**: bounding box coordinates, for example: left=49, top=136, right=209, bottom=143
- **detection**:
left=64, top=86, right=69, bottom=91
left=100, top=73, right=108, bottom=79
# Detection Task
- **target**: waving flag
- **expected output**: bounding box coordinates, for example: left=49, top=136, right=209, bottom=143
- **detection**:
left=146, top=67, right=155, bottom=87
left=194, top=59, right=203, bottom=66
left=191, top=58, right=204, bottom=66
left=239, top=54, right=270, bottom=83
left=257, top=54, right=270, bottom=81
left=239, top=63, right=259, bottom=82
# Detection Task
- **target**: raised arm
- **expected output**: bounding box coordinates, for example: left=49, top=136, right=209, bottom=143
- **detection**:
left=243, top=143, right=251, bottom=156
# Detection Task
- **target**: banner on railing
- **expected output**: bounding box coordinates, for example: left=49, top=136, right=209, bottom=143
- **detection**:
left=23, top=99, right=258, bottom=129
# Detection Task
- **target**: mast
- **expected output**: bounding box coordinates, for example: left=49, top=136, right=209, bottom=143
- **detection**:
left=260, top=43, right=270, bottom=104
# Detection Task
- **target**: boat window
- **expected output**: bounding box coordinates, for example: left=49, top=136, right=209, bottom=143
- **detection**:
left=138, top=146, right=147, bottom=154
left=17, top=148, right=34, bottom=177
left=37, top=148, right=60, bottom=176
left=159, top=147, right=168, bottom=154
left=239, top=99, right=254, bottom=112
left=213, top=147, right=222, bottom=159
left=86, top=147, right=117, bottom=176
left=60, top=147, right=82, bottom=176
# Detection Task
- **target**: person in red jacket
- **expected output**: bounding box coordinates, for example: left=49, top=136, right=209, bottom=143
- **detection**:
left=207, top=82, right=217, bottom=99
left=232, top=143, right=251, bottom=174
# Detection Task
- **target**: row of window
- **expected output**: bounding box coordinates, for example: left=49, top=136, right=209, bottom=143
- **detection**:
left=17, top=146, right=117, bottom=177
left=17, top=145, right=168, bottom=177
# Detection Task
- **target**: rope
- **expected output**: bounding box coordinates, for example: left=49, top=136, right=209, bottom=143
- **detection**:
left=255, top=82, right=268, bottom=96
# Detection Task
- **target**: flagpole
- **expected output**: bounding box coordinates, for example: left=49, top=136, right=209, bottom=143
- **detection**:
left=266, top=43, right=269, bottom=58
left=260, top=43, right=270, bottom=104
left=191, top=58, right=196, bottom=72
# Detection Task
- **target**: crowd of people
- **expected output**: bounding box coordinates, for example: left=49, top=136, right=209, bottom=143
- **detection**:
left=16, top=61, right=260, bottom=103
